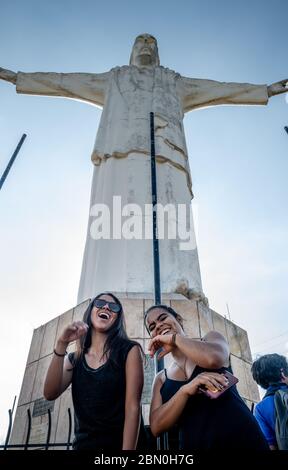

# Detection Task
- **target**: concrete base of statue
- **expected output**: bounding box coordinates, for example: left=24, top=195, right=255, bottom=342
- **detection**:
left=10, top=294, right=259, bottom=448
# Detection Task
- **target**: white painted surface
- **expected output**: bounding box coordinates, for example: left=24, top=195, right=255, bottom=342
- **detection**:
left=15, top=35, right=268, bottom=302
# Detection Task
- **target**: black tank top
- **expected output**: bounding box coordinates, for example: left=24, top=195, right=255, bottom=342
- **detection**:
left=160, top=365, right=269, bottom=450
left=68, top=341, right=135, bottom=450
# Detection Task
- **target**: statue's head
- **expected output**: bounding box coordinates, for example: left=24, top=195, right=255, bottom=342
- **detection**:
left=130, top=34, right=160, bottom=67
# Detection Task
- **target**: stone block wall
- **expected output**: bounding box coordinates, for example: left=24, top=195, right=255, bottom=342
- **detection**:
left=10, top=294, right=258, bottom=448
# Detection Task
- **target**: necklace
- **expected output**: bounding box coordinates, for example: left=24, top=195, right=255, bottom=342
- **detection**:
left=174, top=357, right=188, bottom=380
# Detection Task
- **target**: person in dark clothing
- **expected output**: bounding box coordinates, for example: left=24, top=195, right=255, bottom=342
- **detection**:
left=145, top=304, right=269, bottom=450
left=251, top=353, right=288, bottom=450
left=44, top=292, right=144, bottom=450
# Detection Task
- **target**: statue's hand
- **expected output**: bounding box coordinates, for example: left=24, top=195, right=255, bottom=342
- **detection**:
left=0, top=67, right=17, bottom=84
left=267, top=79, right=288, bottom=97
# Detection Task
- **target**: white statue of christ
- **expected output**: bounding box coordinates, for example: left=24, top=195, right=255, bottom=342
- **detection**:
left=1, top=34, right=287, bottom=303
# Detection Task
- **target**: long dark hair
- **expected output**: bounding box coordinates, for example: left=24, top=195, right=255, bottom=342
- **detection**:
left=76, top=292, right=141, bottom=368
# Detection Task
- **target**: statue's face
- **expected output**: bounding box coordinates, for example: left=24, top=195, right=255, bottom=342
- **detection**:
left=130, top=34, right=160, bottom=67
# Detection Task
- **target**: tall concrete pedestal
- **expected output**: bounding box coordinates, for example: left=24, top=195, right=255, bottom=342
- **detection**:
left=10, top=294, right=259, bottom=448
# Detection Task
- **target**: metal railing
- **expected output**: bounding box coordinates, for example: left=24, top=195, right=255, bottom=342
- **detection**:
left=0, top=405, right=72, bottom=450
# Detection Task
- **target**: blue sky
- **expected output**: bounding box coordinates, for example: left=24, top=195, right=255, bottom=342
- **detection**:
left=0, top=0, right=288, bottom=439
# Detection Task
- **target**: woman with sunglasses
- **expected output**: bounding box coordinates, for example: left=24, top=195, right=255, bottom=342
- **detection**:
left=44, top=292, right=144, bottom=450
left=145, top=304, right=269, bottom=450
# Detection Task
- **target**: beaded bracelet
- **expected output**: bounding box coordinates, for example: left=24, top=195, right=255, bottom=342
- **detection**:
left=53, top=348, right=67, bottom=357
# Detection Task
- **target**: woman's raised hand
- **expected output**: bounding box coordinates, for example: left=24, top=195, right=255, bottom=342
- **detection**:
left=58, top=321, right=89, bottom=345
left=148, top=334, right=175, bottom=359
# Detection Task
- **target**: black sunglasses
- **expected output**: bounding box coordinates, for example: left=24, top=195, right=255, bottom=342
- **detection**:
left=93, top=298, right=121, bottom=313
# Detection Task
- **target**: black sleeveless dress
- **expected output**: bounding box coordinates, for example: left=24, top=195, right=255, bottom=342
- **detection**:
left=160, top=365, right=269, bottom=450
left=68, top=341, right=137, bottom=450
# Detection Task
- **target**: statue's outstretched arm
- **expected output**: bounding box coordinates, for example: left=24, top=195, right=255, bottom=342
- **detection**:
left=180, top=75, right=288, bottom=113
left=0, top=68, right=109, bottom=107
left=267, top=79, right=288, bottom=97
left=179, top=76, right=272, bottom=113
left=0, top=67, right=17, bottom=84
